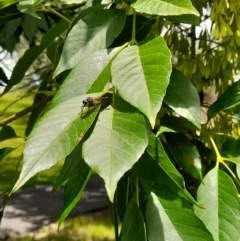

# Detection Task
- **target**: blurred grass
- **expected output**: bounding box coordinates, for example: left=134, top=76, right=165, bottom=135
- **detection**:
left=14, top=211, right=115, bottom=241
left=0, top=92, right=63, bottom=192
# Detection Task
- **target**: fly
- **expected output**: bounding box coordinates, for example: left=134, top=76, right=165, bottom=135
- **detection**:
left=79, top=96, right=108, bottom=117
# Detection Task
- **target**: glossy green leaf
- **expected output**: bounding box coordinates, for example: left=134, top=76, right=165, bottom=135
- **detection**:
left=2, top=19, right=69, bottom=95
left=54, top=8, right=126, bottom=77
left=148, top=133, right=201, bottom=206
left=208, top=80, right=240, bottom=119
left=120, top=197, right=147, bottom=241
left=157, top=115, right=198, bottom=135
left=194, top=168, right=240, bottom=241
left=0, top=147, right=15, bottom=164
left=0, top=4, right=23, bottom=24
left=52, top=47, right=120, bottom=106
left=53, top=143, right=91, bottom=227
left=0, top=125, right=18, bottom=141
left=164, top=68, right=201, bottom=129
left=112, top=36, right=171, bottom=128
left=147, top=133, right=185, bottom=189
left=132, top=0, right=199, bottom=17
left=82, top=96, right=148, bottom=201
left=165, top=133, right=202, bottom=181
left=12, top=93, right=101, bottom=192
left=18, top=0, right=43, bottom=18
left=146, top=191, right=214, bottom=241
left=134, top=142, right=201, bottom=207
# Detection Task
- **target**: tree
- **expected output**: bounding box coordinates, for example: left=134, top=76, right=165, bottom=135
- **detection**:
left=1, top=0, right=240, bottom=240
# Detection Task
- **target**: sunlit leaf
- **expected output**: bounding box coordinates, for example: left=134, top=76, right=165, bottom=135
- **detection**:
left=164, top=68, right=201, bottom=129
left=52, top=47, right=120, bottom=106
left=18, top=0, right=43, bottom=18
left=165, top=133, right=202, bottom=181
left=146, top=191, right=214, bottom=241
left=82, top=95, right=148, bottom=201
left=132, top=0, right=199, bottom=17
left=54, top=7, right=126, bottom=77
left=0, top=0, right=18, bottom=9
left=208, top=80, right=240, bottom=119
left=120, top=197, right=147, bottom=241
left=194, top=168, right=240, bottom=241
left=112, top=36, right=171, bottom=128
left=12, top=93, right=101, bottom=192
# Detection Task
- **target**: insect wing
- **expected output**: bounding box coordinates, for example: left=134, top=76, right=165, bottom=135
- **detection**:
left=91, top=97, right=108, bottom=105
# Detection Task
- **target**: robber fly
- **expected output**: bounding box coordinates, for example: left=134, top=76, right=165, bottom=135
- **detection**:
left=79, top=96, right=108, bottom=117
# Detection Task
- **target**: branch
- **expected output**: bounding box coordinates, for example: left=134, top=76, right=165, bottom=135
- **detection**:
left=0, top=96, right=51, bottom=126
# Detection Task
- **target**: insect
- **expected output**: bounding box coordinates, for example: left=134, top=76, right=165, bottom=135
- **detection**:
left=79, top=96, right=108, bottom=117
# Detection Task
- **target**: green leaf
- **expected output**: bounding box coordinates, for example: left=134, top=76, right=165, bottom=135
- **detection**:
left=194, top=168, right=240, bottom=241
left=147, top=133, right=185, bottom=189
left=146, top=191, right=214, bottom=241
left=25, top=81, right=49, bottom=136
left=52, top=47, right=120, bottom=107
left=157, top=115, right=198, bottom=135
left=0, top=125, right=18, bottom=141
left=18, top=0, right=43, bottom=18
left=53, top=143, right=91, bottom=227
left=0, top=0, right=18, bottom=9
left=0, top=147, right=15, bottom=164
left=112, top=36, right=172, bottom=128
left=82, top=95, right=148, bottom=201
left=3, top=18, right=22, bottom=39
left=208, top=80, right=240, bottom=119
left=134, top=141, right=201, bottom=207
left=111, top=15, right=152, bottom=47
left=2, top=19, right=69, bottom=95
left=166, top=14, right=200, bottom=25
left=222, top=137, right=240, bottom=163
left=53, top=7, right=126, bottom=77
left=115, top=173, right=131, bottom=222
left=148, top=133, right=202, bottom=206
left=132, top=0, right=199, bottom=17
left=0, top=4, right=23, bottom=24
left=165, top=133, right=202, bottom=181
left=222, top=137, right=240, bottom=178
left=21, top=15, right=38, bottom=43
left=12, top=93, right=101, bottom=192
left=0, top=67, right=8, bottom=84
left=164, top=68, right=201, bottom=129
left=119, top=197, right=147, bottom=241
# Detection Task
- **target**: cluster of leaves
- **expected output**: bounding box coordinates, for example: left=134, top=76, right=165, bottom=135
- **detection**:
left=1, top=0, right=240, bottom=240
